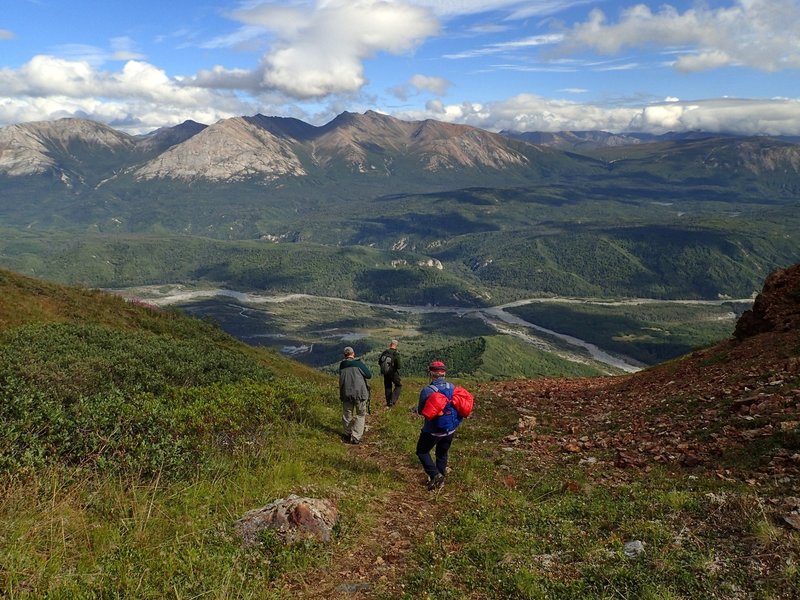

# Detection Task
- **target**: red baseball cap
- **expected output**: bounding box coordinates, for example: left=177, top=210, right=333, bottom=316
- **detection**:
left=428, top=360, right=446, bottom=373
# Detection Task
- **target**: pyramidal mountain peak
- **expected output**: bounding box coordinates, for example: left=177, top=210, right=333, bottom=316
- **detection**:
left=136, top=120, right=208, bottom=153
left=243, top=114, right=319, bottom=142
left=132, top=116, right=307, bottom=182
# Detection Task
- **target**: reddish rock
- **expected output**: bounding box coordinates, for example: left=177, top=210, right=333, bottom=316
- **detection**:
left=680, top=453, right=703, bottom=467
left=735, top=264, right=800, bottom=340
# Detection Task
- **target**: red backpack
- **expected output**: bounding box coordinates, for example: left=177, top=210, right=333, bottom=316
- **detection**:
left=421, top=385, right=474, bottom=420
left=451, top=386, right=474, bottom=417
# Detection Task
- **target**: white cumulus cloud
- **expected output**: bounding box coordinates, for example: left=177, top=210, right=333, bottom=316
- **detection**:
left=0, top=56, right=252, bottom=133
left=389, top=74, right=452, bottom=100
left=410, top=74, right=452, bottom=96
left=207, top=0, right=439, bottom=98
left=561, top=0, right=800, bottom=72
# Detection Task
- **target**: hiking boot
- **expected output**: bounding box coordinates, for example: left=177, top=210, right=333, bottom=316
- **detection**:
left=427, top=473, right=445, bottom=491
left=350, top=438, right=361, bottom=445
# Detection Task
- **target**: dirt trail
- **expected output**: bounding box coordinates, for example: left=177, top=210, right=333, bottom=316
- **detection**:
left=291, top=406, right=449, bottom=599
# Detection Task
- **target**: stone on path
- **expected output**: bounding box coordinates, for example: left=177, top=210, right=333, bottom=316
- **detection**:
left=623, top=540, right=645, bottom=558
left=235, top=494, right=338, bottom=546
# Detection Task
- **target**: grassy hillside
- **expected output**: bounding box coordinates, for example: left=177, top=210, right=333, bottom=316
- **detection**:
left=1, top=266, right=798, bottom=598
left=0, top=269, right=346, bottom=595
left=0, top=268, right=326, bottom=475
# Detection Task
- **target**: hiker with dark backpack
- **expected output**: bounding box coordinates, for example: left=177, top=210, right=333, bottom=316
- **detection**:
left=378, top=339, right=402, bottom=407
left=414, top=360, right=474, bottom=491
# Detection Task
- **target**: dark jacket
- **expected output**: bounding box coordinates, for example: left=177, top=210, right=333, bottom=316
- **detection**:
left=379, top=348, right=400, bottom=374
left=339, top=358, right=372, bottom=402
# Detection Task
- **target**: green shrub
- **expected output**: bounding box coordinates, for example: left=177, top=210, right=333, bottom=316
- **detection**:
left=0, top=377, right=321, bottom=477
left=171, top=379, right=316, bottom=453
left=403, top=337, right=486, bottom=376
left=0, top=322, right=325, bottom=476
left=0, top=322, right=275, bottom=403
left=0, top=379, right=189, bottom=475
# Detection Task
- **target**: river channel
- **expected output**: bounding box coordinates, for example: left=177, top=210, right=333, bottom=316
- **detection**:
left=117, top=286, right=747, bottom=374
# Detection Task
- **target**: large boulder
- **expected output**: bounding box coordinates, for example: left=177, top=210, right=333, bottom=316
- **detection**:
left=234, top=494, right=338, bottom=546
left=734, top=264, right=800, bottom=340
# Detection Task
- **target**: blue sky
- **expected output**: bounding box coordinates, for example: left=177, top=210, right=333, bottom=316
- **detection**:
left=1, top=0, right=799, bottom=135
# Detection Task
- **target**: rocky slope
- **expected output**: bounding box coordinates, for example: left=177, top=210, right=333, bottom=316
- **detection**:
left=133, top=116, right=307, bottom=182
left=134, top=120, right=207, bottom=154
left=0, top=118, right=135, bottom=178
left=487, top=262, right=800, bottom=490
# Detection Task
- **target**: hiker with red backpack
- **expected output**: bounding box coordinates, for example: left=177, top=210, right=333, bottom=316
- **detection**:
left=414, top=360, right=474, bottom=491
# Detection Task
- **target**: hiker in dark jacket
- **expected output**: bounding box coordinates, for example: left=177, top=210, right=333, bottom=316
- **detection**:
left=339, top=346, right=372, bottom=444
left=378, top=339, right=402, bottom=407
left=415, top=360, right=464, bottom=490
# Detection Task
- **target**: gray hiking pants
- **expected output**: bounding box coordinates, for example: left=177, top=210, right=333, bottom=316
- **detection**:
left=342, top=399, right=368, bottom=442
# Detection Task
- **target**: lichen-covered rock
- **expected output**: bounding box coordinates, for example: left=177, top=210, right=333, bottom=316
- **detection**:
left=234, top=494, right=338, bottom=546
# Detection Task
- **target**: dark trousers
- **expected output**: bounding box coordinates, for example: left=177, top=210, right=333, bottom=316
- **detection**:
left=416, top=431, right=454, bottom=481
left=383, top=372, right=402, bottom=406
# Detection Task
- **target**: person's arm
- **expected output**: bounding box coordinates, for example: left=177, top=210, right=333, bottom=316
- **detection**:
left=357, top=360, right=372, bottom=379
left=416, top=386, right=431, bottom=415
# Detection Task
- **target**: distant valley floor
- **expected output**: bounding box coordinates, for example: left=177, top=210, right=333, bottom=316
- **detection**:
left=113, top=285, right=753, bottom=378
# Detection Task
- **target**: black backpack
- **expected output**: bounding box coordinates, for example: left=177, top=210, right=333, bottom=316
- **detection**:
left=379, top=352, right=394, bottom=375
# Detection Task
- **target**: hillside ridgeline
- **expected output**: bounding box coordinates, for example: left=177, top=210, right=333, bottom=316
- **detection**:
left=0, top=267, right=325, bottom=476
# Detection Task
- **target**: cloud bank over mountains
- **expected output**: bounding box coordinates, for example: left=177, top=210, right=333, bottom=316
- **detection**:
left=562, top=0, right=800, bottom=73
left=0, top=0, right=798, bottom=136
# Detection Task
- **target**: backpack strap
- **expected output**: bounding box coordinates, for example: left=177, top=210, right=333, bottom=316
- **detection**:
left=427, top=383, right=453, bottom=397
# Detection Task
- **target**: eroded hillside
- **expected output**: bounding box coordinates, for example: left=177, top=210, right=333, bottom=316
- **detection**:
left=488, top=262, right=800, bottom=496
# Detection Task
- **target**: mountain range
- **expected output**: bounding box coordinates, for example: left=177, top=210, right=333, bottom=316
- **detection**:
left=0, top=111, right=553, bottom=185
left=1, top=111, right=799, bottom=304
left=3, top=111, right=800, bottom=187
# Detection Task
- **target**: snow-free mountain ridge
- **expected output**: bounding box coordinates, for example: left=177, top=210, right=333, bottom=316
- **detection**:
left=3, top=111, right=798, bottom=186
